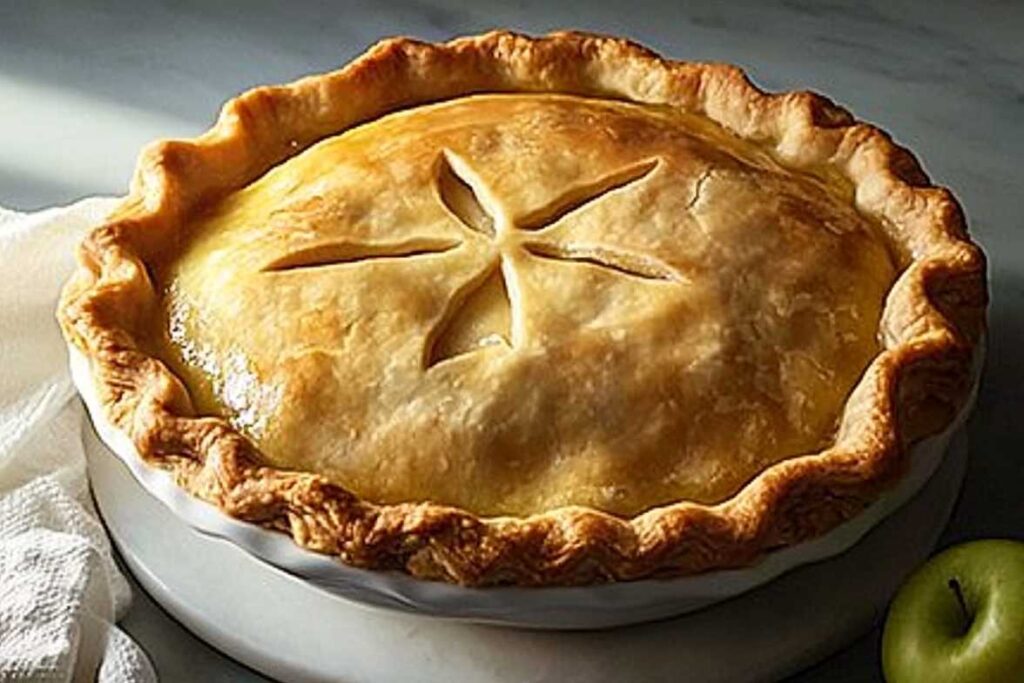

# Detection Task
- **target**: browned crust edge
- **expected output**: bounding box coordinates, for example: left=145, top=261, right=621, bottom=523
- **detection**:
left=57, top=31, right=987, bottom=586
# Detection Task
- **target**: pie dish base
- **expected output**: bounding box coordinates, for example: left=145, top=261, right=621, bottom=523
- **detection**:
left=72, top=344, right=980, bottom=629
left=87, top=401, right=968, bottom=681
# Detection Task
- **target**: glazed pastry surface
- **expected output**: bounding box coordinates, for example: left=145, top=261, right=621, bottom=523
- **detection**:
left=161, top=93, right=896, bottom=517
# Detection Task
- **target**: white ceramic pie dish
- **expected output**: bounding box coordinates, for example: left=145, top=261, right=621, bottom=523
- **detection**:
left=70, top=345, right=981, bottom=630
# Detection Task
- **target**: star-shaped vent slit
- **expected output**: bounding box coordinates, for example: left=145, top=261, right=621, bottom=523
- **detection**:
left=426, top=153, right=513, bottom=367
left=426, top=263, right=512, bottom=367
left=437, top=150, right=495, bottom=237
left=520, top=241, right=681, bottom=282
left=425, top=151, right=678, bottom=368
left=260, top=148, right=680, bottom=371
left=516, top=159, right=659, bottom=231
left=261, top=237, right=459, bottom=272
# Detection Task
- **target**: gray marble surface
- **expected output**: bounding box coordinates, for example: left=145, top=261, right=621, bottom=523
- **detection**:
left=2, top=0, right=1021, bottom=680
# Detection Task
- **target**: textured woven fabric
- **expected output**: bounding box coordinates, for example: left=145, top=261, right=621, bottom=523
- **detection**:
left=0, top=199, right=156, bottom=682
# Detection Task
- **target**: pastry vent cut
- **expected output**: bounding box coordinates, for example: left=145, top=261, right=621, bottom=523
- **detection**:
left=260, top=237, right=460, bottom=272
left=426, top=263, right=512, bottom=367
left=521, top=241, right=682, bottom=282
left=429, top=150, right=675, bottom=366
left=517, top=158, right=659, bottom=231
left=437, top=150, right=497, bottom=237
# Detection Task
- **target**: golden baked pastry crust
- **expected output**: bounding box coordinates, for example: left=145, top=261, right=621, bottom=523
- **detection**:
left=162, top=91, right=899, bottom=520
left=59, top=31, right=986, bottom=585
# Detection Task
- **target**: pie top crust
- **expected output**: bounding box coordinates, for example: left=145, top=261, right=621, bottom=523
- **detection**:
left=161, top=93, right=897, bottom=518
left=59, top=31, right=986, bottom=585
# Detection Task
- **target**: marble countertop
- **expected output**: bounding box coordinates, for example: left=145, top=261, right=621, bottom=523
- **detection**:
left=2, top=1, right=1021, bottom=680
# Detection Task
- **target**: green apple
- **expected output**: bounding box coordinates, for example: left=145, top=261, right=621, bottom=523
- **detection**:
left=882, top=539, right=1024, bottom=682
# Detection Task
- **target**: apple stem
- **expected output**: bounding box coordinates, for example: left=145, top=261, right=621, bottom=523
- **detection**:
left=948, top=578, right=971, bottom=633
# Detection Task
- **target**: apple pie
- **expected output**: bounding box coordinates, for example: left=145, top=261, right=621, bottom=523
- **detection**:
left=59, top=31, right=986, bottom=585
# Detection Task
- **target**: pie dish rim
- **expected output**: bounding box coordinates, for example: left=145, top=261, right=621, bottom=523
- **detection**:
left=70, top=341, right=980, bottom=627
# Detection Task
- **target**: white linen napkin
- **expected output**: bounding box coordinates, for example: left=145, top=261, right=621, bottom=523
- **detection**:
left=0, top=199, right=156, bottom=682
